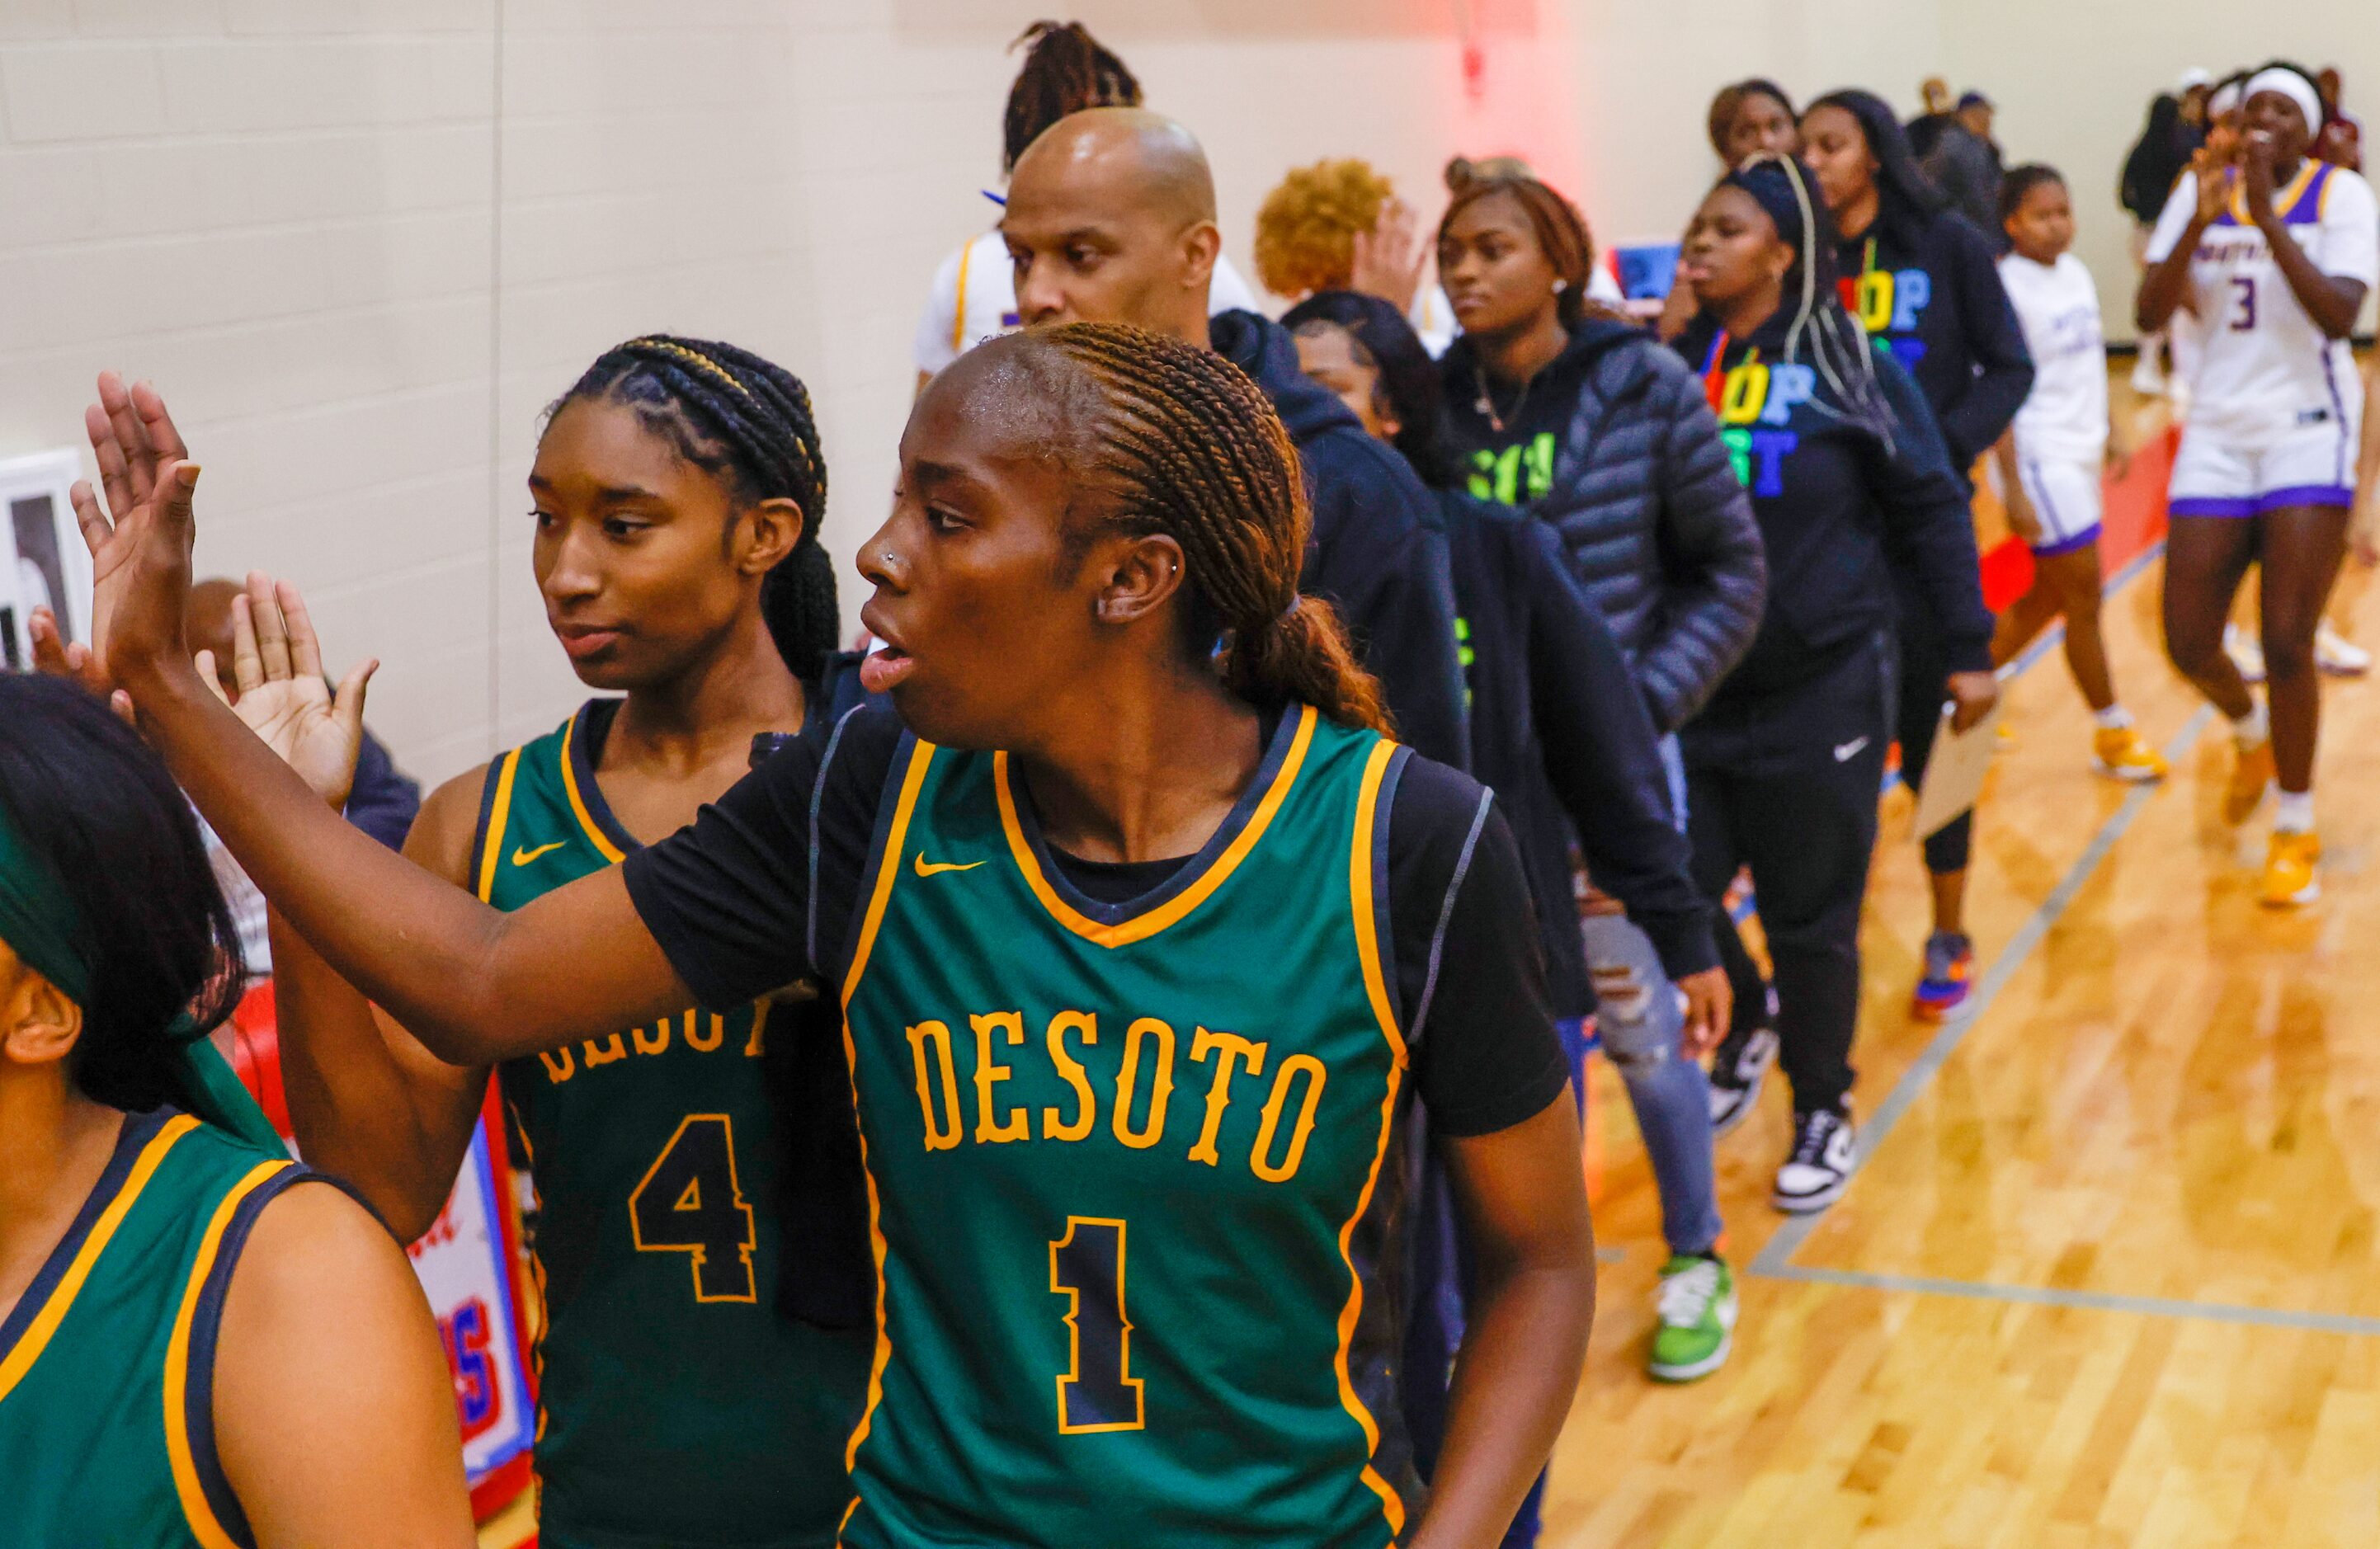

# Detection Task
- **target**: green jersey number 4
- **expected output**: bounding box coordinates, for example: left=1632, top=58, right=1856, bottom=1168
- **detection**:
left=629, top=1113, right=758, bottom=1302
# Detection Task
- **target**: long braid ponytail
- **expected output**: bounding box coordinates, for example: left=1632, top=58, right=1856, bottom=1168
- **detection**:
left=1003, top=21, right=1141, bottom=174
left=549, top=335, right=840, bottom=681
left=1020, top=323, right=1391, bottom=735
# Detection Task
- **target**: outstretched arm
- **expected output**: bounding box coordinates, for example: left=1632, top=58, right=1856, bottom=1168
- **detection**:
left=69, top=375, right=691, bottom=1065
left=199, top=573, right=492, bottom=1240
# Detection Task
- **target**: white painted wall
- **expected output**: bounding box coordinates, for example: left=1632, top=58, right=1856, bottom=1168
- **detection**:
left=4, top=2, right=2373, bottom=781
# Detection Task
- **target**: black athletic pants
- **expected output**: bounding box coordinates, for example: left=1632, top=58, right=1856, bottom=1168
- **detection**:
left=1683, top=637, right=1894, bottom=1116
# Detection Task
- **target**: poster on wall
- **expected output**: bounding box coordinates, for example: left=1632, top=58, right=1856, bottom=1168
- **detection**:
left=0, top=450, right=93, bottom=670
left=406, top=1092, right=540, bottom=1515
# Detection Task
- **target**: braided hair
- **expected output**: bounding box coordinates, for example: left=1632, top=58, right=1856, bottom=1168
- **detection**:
left=549, top=335, right=838, bottom=682
left=1003, top=21, right=1141, bottom=174
left=1008, top=323, right=1389, bottom=734
left=1437, top=167, right=1600, bottom=327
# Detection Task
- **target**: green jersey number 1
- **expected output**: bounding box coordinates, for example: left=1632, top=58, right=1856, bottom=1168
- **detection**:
left=1049, top=1217, right=1144, bottom=1434
left=629, top=1113, right=758, bottom=1303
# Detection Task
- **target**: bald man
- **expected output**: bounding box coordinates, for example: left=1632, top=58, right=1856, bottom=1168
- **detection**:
left=1002, top=107, right=1468, bottom=770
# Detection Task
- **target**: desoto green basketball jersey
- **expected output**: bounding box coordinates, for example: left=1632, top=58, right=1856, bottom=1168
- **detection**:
left=837, top=704, right=1421, bottom=1548
left=478, top=703, right=868, bottom=1549
left=0, top=1109, right=314, bottom=1549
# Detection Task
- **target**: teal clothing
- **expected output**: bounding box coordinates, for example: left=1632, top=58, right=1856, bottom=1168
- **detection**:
left=837, top=704, right=1422, bottom=1548
left=477, top=703, right=868, bottom=1548
left=0, top=1109, right=317, bottom=1549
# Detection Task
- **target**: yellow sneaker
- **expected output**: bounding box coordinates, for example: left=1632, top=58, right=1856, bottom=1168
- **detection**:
left=2091, top=725, right=2168, bottom=782
left=2223, top=738, right=2274, bottom=823
left=2261, top=830, right=2321, bottom=906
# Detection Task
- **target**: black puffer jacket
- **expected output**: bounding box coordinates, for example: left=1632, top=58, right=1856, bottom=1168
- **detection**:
left=1441, top=318, right=1765, bottom=733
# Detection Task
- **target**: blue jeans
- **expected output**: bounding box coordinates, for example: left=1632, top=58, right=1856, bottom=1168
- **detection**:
left=1584, top=732, right=1724, bottom=1258
left=1578, top=916, right=1724, bottom=1258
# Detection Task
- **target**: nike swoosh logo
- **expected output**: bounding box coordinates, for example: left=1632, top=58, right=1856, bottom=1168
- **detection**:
left=512, top=841, right=568, bottom=866
left=913, top=855, right=986, bottom=878
left=1833, top=737, right=1871, bottom=763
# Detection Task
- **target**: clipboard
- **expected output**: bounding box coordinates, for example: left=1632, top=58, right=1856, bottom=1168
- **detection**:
left=1910, top=698, right=2005, bottom=840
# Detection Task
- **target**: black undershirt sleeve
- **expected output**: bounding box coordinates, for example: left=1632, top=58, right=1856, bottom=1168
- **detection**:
left=1388, top=756, right=1570, bottom=1139
left=623, top=700, right=903, bottom=1010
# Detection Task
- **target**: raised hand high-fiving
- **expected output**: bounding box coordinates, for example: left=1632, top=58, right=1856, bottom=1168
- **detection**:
left=199, top=573, right=378, bottom=810
left=58, top=371, right=205, bottom=700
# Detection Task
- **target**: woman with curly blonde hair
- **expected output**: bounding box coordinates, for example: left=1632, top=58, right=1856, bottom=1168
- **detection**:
left=1253, top=157, right=1397, bottom=299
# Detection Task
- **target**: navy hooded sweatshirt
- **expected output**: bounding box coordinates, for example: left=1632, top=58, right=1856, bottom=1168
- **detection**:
left=1434, top=489, right=1718, bottom=1016
left=1673, top=309, right=1993, bottom=706
left=1833, top=208, right=2034, bottom=469
left=1210, top=308, right=1469, bottom=772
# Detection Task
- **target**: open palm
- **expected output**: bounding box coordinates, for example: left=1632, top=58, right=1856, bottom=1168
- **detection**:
left=203, top=575, right=378, bottom=810
left=60, top=372, right=200, bottom=692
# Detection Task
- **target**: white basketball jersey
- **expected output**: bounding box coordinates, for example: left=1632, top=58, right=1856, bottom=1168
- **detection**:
left=1998, top=251, right=2109, bottom=464
left=2144, top=160, right=2378, bottom=439
left=912, top=228, right=1263, bottom=376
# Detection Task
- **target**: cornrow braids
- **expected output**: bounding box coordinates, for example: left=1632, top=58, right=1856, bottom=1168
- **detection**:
left=1003, top=21, right=1142, bottom=174
left=1017, top=323, right=1391, bottom=735
left=550, top=334, right=840, bottom=681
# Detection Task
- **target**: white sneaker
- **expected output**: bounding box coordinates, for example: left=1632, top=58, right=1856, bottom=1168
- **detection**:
left=1707, top=1026, right=1777, bottom=1136
left=2316, top=621, right=2370, bottom=676
left=1773, top=1106, right=1857, bottom=1214
left=2225, top=624, right=2267, bottom=685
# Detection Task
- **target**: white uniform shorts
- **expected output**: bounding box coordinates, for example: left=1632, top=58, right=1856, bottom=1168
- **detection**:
left=2015, top=454, right=2104, bottom=556
left=2169, top=411, right=2359, bottom=519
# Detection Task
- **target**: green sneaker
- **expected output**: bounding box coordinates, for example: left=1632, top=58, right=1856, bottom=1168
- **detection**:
left=1648, top=1254, right=1737, bottom=1382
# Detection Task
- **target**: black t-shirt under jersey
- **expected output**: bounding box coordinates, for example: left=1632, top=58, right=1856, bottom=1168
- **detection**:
left=624, top=700, right=1567, bottom=1141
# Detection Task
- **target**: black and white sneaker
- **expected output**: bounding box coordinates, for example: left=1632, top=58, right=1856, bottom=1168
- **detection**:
left=1706, top=1025, right=1778, bottom=1136
left=1772, top=1105, right=1856, bottom=1214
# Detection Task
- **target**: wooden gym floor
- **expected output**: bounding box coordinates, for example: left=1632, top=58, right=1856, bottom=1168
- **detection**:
left=1543, top=384, right=2380, bottom=1547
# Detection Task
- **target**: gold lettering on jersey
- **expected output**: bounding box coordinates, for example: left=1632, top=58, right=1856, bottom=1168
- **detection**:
left=1251, top=1055, right=1327, bottom=1182
left=906, top=1019, right=965, bottom=1151
left=1110, top=1017, right=1176, bottom=1150
left=971, top=1012, right=1030, bottom=1143
left=530, top=1000, right=766, bottom=1087
left=1186, top=1029, right=1268, bottom=1166
left=1042, top=1010, right=1099, bottom=1142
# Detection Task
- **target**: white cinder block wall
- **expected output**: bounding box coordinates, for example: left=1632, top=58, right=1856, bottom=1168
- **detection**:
left=6, top=0, right=2376, bottom=784
left=2, top=0, right=1512, bottom=784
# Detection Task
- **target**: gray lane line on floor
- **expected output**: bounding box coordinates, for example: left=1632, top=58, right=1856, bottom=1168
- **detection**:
left=1751, top=702, right=2218, bottom=1277
left=1760, top=1264, right=2380, bottom=1338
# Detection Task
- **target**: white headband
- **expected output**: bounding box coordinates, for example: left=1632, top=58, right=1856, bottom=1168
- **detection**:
left=2209, top=82, right=2242, bottom=118
left=2242, top=68, right=2323, bottom=133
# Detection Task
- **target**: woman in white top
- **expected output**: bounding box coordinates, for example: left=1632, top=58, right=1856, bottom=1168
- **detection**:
left=1990, top=164, right=2169, bottom=782
left=911, top=21, right=1256, bottom=392
left=2137, top=63, right=2378, bottom=906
